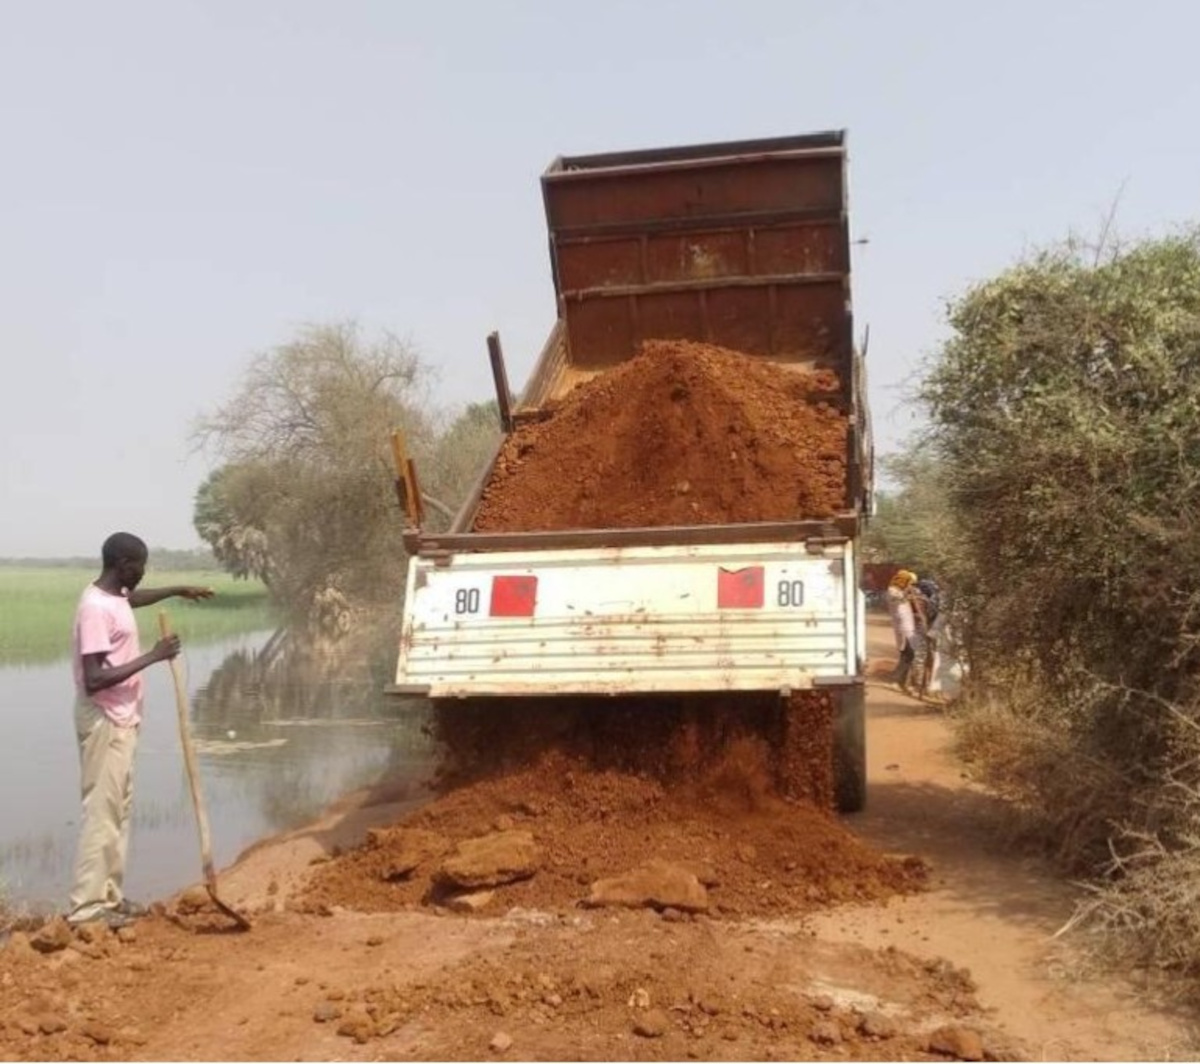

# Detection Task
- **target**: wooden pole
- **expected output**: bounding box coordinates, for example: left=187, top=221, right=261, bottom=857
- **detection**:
left=389, top=428, right=423, bottom=529
left=487, top=331, right=515, bottom=433
left=158, top=611, right=250, bottom=931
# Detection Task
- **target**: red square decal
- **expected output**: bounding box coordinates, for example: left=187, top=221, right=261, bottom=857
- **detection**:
left=489, top=575, right=538, bottom=617
left=717, top=566, right=764, bottom=609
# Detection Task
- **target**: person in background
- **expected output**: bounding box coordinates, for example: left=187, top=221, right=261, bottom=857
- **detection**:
left=915, top=576, right=944, bottom=696
left=885, top=569, right=921, bottom=693
left=68, top=532, right=214, bottom=928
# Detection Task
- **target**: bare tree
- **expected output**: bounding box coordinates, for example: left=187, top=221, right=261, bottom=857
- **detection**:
left=194, top=323, right=436, bottom=633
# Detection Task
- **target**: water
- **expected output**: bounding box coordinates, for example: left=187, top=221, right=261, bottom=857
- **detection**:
left=0, top=629, right=435, bottom=912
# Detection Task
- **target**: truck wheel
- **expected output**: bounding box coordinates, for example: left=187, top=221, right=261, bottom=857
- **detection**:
left=833, top=686, right=867, bottom=813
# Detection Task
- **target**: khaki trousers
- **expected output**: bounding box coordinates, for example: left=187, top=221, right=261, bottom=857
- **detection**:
left=68, top=698, right=139, bottom=922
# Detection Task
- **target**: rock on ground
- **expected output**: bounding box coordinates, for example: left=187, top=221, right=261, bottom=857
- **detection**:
left=82, top=1021, right=115, bottom=1045
left=928, top=1025, right=986, bottom=1061
left=632, top=1008, right=670, bottom=1038
left=175, top=886, right=211, bottom=915
left=438, top=831, right=542, bottom=890
left=367, top=828, right=450, bottom=881
left=31, top=918, right=73, bottom=954
left=586, top=859, right=709, bottom=913
left=446, top=890, right=495, bottom=914
left=809, top=1020, right=843, bottom=1046
left=859, top=1011, right=898, bottom=1039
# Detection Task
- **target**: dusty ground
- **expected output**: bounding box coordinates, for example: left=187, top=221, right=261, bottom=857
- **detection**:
left=1, top=618, right=1196, bottom=1061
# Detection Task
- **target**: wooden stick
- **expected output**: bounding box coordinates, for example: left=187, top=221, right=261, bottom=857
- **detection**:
left=487, top=331, right=515, bottom=433
left=158, top=611, right=250, bottom=931
left=389, top=428, right=423, bottom=529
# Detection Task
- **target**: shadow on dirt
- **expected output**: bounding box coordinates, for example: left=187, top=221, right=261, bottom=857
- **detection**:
left=851, top=776, right=1072, bottom=932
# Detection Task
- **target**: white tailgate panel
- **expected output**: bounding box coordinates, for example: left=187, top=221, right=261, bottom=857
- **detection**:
left=395, top=541, right=856, bottom=696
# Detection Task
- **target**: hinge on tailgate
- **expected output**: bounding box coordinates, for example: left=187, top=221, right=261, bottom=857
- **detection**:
left=804, top=537, right=836, bottom=554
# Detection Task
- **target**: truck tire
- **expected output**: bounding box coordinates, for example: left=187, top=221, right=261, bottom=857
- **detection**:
left=833, top=686, right=867, bottom=813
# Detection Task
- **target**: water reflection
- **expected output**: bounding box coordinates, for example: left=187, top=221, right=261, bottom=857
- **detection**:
left=0, top=630, right=434, bottom=912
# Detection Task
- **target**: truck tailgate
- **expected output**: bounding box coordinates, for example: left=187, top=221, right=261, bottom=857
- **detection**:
left=392, top=540, right=860, bottom=697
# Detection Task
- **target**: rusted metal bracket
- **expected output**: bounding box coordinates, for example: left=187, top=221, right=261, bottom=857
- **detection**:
left=487, top=331, right=515, bottom=434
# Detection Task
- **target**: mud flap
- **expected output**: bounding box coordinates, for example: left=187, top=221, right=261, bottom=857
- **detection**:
left=833, top=684, right=867, bottom=813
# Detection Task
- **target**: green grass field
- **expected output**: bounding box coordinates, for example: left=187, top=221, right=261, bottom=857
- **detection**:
left=0, top=567, right=275, bottom=666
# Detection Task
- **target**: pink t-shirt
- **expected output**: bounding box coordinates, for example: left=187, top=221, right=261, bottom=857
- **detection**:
left=73, top=584, right=143, bottom=727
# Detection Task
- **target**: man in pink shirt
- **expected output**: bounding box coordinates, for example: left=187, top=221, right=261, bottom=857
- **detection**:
left=69, top=531, right=214, bottom=928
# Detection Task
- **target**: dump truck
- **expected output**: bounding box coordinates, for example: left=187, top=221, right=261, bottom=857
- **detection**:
left=389, top=131, right=874, bottom=810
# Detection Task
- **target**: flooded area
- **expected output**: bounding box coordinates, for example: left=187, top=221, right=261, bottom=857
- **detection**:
left=0, top=629, right=435, bottom=913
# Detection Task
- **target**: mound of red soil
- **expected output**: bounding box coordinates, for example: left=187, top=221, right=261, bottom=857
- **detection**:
left=299, top=744, right=925, bottom=919
left=327, top=343, right=887, bottom=931
left=427, top=691, right=835, bottom=809
left=473, top=339, right=847, bottom=532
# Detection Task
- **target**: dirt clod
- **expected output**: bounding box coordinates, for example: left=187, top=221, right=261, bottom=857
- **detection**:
left=809, top=1019, right=842, bottom=1045
left=928, top=1025, right=986, bottom=1061
left=81, top=1021, right=114, bottom=1045
left=336, top=1006, right=375, bottom=1044
left=446, top=890, right=495, bottom=914
left=632, top=1008, right=671, bottom=1038
left=859, top=1011, right=898, bottom=1039
left=3, top=933, right=35, bottom=964
left=37, top=1014, right=67, bottom=1035
left=489, top=1030, right=514, bottom=1052
left=312, top=1001, right=342, bottom=1023
left=73, top=923, right=102, bottom=946
left=31, top=918, right=72, bottom=954
left=175, top=887, right=210, bottom=915
left=118, top=1026, right=147, bottom=1046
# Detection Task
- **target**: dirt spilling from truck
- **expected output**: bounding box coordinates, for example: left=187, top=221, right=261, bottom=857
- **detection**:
left=473, top=338, right=848, bottom=532
left=298, top=740, right=925, bottom=920
left=462, top=337, right=847, bottom=811
left=293, top=339, right=897, bottom=925
left=429, top=691, right=835, bottom=808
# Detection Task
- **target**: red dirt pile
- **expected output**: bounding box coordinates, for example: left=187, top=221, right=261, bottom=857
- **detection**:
left=290, top=342, right=909, bottom=939
left=299, top=744, right=926, bottom=919
left=428, top=690, right=835, bottom=808
left=473, top=339, right=848, bottom=532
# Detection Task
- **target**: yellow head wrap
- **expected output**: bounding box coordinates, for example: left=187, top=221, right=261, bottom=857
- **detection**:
left=889, top=569, right=917, bottom=590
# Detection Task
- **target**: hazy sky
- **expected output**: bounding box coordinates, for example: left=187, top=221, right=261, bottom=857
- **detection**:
left=3, top=0, right=1198, bottom=557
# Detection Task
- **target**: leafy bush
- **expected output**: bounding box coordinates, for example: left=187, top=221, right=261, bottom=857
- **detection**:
left=920, top=231, right=1200, bottom=969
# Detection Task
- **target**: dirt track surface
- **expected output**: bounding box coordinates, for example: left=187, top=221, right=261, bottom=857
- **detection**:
left=1, top=619, right=1195, bottom=1061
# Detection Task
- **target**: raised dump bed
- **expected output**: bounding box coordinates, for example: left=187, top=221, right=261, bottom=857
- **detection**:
left=391, top=131, right=873, bottom=811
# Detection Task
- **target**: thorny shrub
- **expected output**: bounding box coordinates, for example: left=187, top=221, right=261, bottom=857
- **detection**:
left=919, top=231, right=1200, bottom=973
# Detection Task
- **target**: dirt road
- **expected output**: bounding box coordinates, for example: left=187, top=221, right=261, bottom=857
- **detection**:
left=0, top=618, right=1193, bottom=1061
